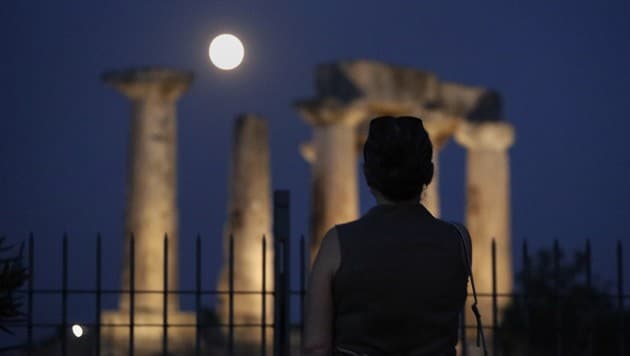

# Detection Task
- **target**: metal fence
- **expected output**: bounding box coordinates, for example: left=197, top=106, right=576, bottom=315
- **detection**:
left=1, top=191, right=627, bottom=355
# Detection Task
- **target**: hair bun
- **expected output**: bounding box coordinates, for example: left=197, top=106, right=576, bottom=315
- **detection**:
left=363, top=116, right=434, bottom=201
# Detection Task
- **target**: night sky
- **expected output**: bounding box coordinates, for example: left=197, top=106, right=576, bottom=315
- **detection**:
left=2, top=0, right=629, bottom=342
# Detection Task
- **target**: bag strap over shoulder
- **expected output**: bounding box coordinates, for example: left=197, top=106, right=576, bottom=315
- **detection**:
left=451, top=222, right=488, bottom=356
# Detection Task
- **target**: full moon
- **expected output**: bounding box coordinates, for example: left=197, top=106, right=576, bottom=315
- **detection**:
left=209, top=34, right=244, bottom=70
left=72, top=324, right=84, bottom=338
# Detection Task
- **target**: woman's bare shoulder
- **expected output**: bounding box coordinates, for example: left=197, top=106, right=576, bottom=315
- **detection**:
left=314, top=227, right=341, bottom=278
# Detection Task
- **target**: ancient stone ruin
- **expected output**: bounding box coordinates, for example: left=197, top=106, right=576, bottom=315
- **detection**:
left=298, top=60, right=514, bottom=350
left=100, top=68, right=196, bottom=355
left=100, top=60, right=514, bottom=355
left=217, top=114, right=274, bottom=353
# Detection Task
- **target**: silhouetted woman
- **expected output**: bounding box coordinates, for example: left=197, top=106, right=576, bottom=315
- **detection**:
left=303, top=116, right=471, bottom=356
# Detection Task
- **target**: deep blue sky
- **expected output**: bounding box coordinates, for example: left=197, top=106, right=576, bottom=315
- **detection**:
left=2, top=0, right=629, bottom=340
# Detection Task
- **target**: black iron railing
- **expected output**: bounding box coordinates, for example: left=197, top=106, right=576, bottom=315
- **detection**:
left=0, top=191, right=627, bottom=355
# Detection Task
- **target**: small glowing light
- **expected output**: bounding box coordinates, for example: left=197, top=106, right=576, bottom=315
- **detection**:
left=209, top=33, right=245, bottom=70
left=71, top=324, right=83, bottom=338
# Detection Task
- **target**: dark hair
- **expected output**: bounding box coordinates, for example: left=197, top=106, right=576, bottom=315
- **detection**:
left=362, top=116, right=434, bottom=201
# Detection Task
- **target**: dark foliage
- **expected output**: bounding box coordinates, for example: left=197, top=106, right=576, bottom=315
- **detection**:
left=500, top=246, right=629, bottom=355
left=0, top=237, right=28, bottom=334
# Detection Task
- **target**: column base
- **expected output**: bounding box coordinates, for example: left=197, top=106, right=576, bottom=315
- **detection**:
left=101, top=309, right=196, bottom=355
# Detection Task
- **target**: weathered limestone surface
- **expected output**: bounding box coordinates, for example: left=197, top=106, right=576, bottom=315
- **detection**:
left=217, top=115, right=274, bottom=350
left=297, top=103, right=361, bottom=262
left=315, top=60, right=440, bottom=106
left=439, top=81, right=503, bottom=121
left=421, top=113, right=458, bottom=217
left=312, top=60, right=503, bottom=122
left=455, top=120, right=515, bottom=351
left=100, top=68, right=195, bottom=355
left=297, top=61, right=476, bottom=253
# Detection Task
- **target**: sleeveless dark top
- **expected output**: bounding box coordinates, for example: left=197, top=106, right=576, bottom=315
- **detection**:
left=332, top=203, right=467, bottom=356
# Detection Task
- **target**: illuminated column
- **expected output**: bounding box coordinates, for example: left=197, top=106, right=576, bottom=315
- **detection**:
left=454, top=120, right=514, bottom=350
left=218, top=114, right=273, bottom=347
left=101, top=68, right=195, bottom=354
left=297, top=102, right=363, bottom=262
left=420, top=113, right=457, bottom=217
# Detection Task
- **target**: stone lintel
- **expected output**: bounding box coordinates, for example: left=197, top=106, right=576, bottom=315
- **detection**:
left=295, top=98, right=367, bottom=127
left=421, top=112, right=459, bottom=149
left=304, top=60, right=508, bottom=125
left=439, top=81, right=503, bottom=122
left=102, top=67, right=194, bottom=101
left=454, top=121, right=515, bottom=151
left=352, top=109, right=457, bottom=150
left=309, top=60, right=505, bottom=123
left=315, top=60, right=440, bottom=105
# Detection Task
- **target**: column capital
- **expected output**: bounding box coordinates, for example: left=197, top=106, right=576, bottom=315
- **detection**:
left=421, top=111, right=458, bottom=149
left=454, top=121, right=515, bottom=151
left=102, top=67, right=193, bottom=102
left=295, top=98, right=367, bottom=127
left=299, top=141, right=316, bottom=164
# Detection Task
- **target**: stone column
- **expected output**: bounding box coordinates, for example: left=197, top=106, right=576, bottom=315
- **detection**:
left=218, top=114, right=273, bottom=350
left=454, top=120, right=514, bottom=351
left=297, top=101, right=363, bottom=262
left=420, top=113, right=457, bottom=217
left=100, top=68, right=195, bottom=354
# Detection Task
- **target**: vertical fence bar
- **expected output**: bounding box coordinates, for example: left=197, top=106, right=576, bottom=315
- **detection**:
left=262, top=235, right=267, bottom=356
left=273, top=190, right=291, bottom=356
left=300, top=234, right=306, bottom=349
left=228, top=234, right=235, bottom=356
left=283, top=200, right=291, bottom=356
left=96, top=234, right=102, bottom=356
left=129, top=234, right=135, bottom=356
left=522, top=239, right=530, bottom=356
left=553, top=239, right=561, bottom=356
left=195, top=234, right=202, bottom=356
left=27, top=233, right=34, bottom=356
left=491, top=239, right=498, bottom=356
left=586, top=240, right=592, bottom=287
left=616, top=240, right=625, bottom=356
left=460, top=232, right=470, bottom=356
left=61, top=234, right=68, bottom=356
left=163, top=235, right=169, bottom=356
left=585, top=239, right=593, bottom=356
left=460, top=303, right=467, bottom=356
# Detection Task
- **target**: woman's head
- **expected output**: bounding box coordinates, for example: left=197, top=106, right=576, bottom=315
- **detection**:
left=363, top=116, right=434, bottom=202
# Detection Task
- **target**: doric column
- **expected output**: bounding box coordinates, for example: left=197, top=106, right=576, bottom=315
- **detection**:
left=454, top=120, right=514, bottom=350
left=218, top=114, right=273, bottom=349
left=297, top=101, right=364, bottom=262
left=101, top=68, right=195, bottom=354
left=420, top=113, right=457, bottom=217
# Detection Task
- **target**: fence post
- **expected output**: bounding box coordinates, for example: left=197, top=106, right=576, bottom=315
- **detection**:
left=129, top=234, right=135, bottom=356
left=585, top=239, right=593, bottom=356
left=273, top=190, right=291, bottom=356
left=162, top=235, right=169, bottom=356
left=61, top=234, right=68, bottom=356
left=491, top=239, right=498, bottom=356
left=553, top=240, right=561, bottom=356
left=27, top=234, right=34, bottom=356
left=228, top=234, right=234, bottom=356
left=616, top=240, right=625, bottom=356
left=96, top=234, right=102, bottom=356
left=195, top=235, right=202, bottom=356
left=262, top=235, right=268, bottom=356
left=522, top=239, right=530, bottom=356
left=299, top=234, right=306, bottom=351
